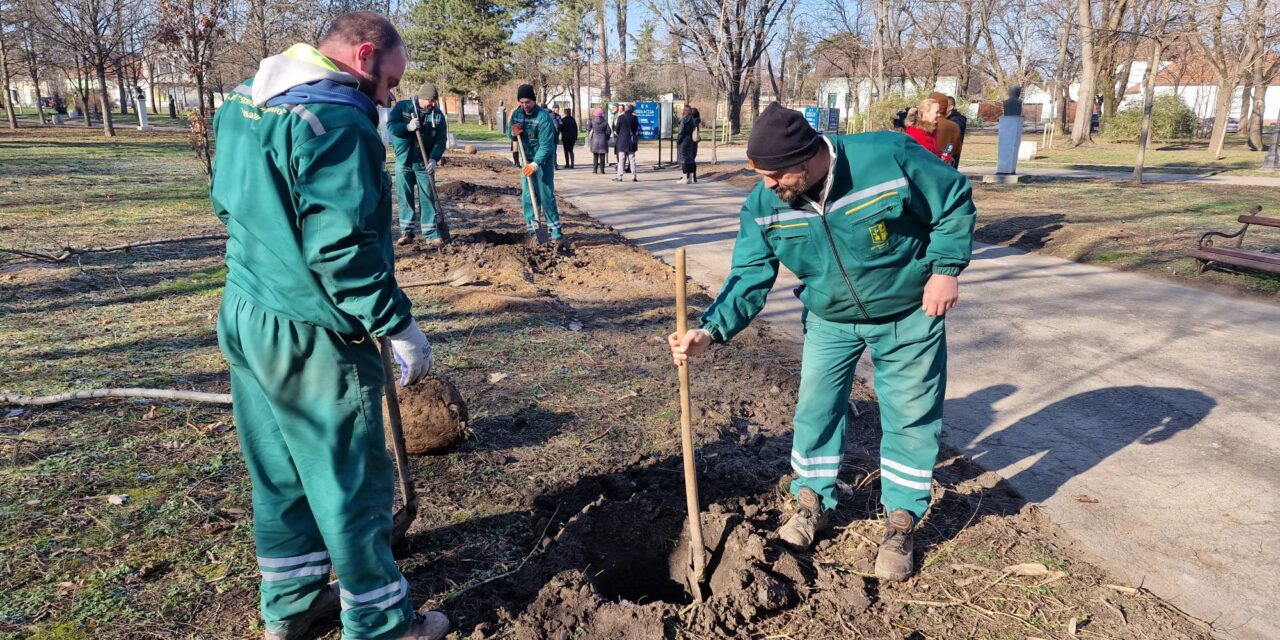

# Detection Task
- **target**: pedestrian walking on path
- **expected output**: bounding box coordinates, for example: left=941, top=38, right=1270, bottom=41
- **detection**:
left=509, top=84, right=563, bottom=240
left=668, top=102, right=976, bottom=582
left=614, top=103, right=639, bottom=182
left=587, top=107, right=611, bottom=174
left=210, top=11, right=449, bottom=639
left=387, top=82, right=448, bottom=246
left=928, top=91, right=962, bottom=165
left=560, top=108, right=578, bottom=169
left=676, top=104, right=701, bottom=184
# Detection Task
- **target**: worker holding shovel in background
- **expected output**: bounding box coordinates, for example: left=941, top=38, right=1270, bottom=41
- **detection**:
left=668, top=103, right=975, bottom=582
left=509, top=83, right=564, bottom=241
left=210, top=12, right=447, bottom=639
left=388, top=82, right=448, bottom=246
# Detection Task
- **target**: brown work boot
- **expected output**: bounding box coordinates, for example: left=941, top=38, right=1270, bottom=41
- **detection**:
left=397, top=610, right=450, bottom=639
left=875, top=509, right=916, bottom=581
left=263, top=582, right=339, bottom=640
left=397, top=233, right=415, bottom=246
left=776, top=487, right=829, bottom=551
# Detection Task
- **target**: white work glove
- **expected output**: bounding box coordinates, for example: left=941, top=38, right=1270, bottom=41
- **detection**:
left=522, top=162, right=538, bottom=177
left=426, top=159, right=437, bottom=174
left=407, top=115, right=419, bottom=132
left=388, top=321, right=433, bottom=386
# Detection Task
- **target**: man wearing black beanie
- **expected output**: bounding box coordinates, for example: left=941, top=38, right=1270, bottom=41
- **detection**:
left=508, top=84, right=563, bottom=240
left=668, top=102, right=976, bottom=582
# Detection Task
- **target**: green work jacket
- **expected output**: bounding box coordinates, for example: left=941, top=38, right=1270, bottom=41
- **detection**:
left=210, top=43, right=412, bottom=338
left=387, top=99, right=447, bottom=170
left=701, top=131, right=976, bottom=342
left=509, top=106, right=556, bottom=168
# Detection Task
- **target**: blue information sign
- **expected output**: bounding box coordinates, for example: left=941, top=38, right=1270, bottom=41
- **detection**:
left=634, top=101, right=660, bottom=140
left=804, top=106, right=821, bottom=132
left=826, top=107, right=841, bottom=133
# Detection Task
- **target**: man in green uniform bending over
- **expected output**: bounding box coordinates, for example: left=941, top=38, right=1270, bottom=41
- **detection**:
left=210, top=12, right=448, bottom=640
left=509, top=84, right=563, bottom=240
left=387, top=82, right=448, bottom=245
left=668, top=103, right=975, bottom=581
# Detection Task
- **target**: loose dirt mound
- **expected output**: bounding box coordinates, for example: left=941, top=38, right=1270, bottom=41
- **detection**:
left=394, top=375, right=468, bottom=454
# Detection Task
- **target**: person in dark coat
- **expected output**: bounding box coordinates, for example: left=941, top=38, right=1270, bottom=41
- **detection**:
left=676, top=104, right=701, bottom=184
left=613, top=103, right=639, bottom=182
left=560, top=108, right=579, bottom=169
left=586, top=107, right=611, bottom=174
left=945, top=96, right=967, bottom=169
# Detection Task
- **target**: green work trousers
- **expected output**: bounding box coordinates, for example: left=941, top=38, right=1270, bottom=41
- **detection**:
left=217, top=291, right=413, bottom=639
left=789, top=307, right=947, bottom=521
left=520, top=165, right=562, bottom=238
left=396, top=166, right=440, bottom=240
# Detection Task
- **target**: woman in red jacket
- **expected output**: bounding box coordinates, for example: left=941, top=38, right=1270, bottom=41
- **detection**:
left=904, top=98, right=947, bottom=161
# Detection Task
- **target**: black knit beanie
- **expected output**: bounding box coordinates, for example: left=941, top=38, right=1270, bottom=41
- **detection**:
left=517, top=84, right=535, bottom=102
left=747, top=102, right=823, bottom=170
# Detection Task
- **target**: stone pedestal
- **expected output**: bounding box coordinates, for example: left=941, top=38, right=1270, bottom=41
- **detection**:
left=996, top=115, right=1025, bottom=175
left=135, top=100, right=152, bottom=131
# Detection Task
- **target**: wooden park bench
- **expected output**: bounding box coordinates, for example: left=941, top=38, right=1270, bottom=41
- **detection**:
left=1188, top=206, right=1280, bottom=276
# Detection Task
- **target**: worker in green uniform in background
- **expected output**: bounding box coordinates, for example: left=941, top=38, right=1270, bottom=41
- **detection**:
left=668, top=103, right=975, bottom=582
left=210, top=12, right=448, bottom=640
left=387, top=82, right=448, bottom=245
left=509, top=84, right=563, bottom=240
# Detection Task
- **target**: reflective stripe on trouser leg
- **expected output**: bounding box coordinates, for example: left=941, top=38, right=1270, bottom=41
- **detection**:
left=789, top=314, right=867, bottom=512
left=396, top=167, right=418, bottom=234
left=217, top=292, right=412, bottom=639
left=864, top=307, right=947, bottom=522
left=540, top=165, right=561, bottom=233
left=415, top=169, right=439, bottom=239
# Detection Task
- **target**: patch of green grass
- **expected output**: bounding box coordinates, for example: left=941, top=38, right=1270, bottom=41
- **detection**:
left=972, top=179, right=1280, bottom=298
left=451, top=122, right=510, bottom=142
left=962, top=130, right=1277, bottom=176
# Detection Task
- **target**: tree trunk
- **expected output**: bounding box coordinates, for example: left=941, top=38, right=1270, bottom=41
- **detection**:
left=96, top=61, right=116, bottom=136
left=727, top=78, right=745, bottom=135
left=195, top=73, right=207, bottom=119
left=33, top=71, right=47, bottom=125
left=148, top=62, right=159, bottom=114
left=116, top=59, right=128, bottom=115
left=1247, top=33, right=1266, bottom=151
left=615, top=0, right=627, bottom=83
left=0, top=32, right=16, bottom=129
left=750, top=62, right=760, bottom=119
left=1208, top=77, right=1234, bottom=159
left=597, top=0, right=610, bottom=101
left=1070, top=0, right=1096, bottom=146
left=1132, top=38, right=1163, bottom=184
left=959, top=0, right=974, bottom=97
left=1240, top=82, right=1255, bottom=145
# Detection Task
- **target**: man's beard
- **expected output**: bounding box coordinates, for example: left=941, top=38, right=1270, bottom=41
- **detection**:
left=356, top=54, right=385, bottom=105
left=773, top=172, right=811, bottom=204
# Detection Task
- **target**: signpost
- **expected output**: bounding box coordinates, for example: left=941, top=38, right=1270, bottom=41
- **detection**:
left=635, top=101, right=660, bottom=140
left=826, top=108, right=840, bottom=133
left=804, top=106, right=821, bottom=132
left=658, top=101, right=674, bottom=168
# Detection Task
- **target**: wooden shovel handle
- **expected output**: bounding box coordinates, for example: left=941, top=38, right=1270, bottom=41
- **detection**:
left=675, top=249, right=707, bottom=594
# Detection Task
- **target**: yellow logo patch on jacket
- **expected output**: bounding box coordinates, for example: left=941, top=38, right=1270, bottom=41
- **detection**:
left=869, top=221, right=890, bottom=250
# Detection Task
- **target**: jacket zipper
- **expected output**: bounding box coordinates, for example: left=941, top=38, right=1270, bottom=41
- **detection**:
left=819, top=213, right=870, bottom=320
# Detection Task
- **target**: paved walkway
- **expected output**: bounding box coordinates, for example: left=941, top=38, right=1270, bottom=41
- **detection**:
left=531, top=157, right=1280, bottom=639
left=460, top=138, right=1280, bottom=188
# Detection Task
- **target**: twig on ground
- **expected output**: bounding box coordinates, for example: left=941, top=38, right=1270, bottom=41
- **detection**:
left=1, top=388, right=232, bottom=406
left=0, top=233, right=228, bottom=264
left=442, top=504, right=560, bottom=602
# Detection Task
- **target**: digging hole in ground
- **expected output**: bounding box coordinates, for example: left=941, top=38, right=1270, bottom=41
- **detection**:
left=571, top=496, right=695, bottom=605
left=462, top=229, right=528, bottom=245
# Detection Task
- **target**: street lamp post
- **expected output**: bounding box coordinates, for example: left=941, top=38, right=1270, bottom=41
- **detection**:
left=1263, top=123, right=1280, bottom=172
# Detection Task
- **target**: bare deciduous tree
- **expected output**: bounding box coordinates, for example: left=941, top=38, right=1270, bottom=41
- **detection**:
left=1187, top=0, right=1270, bottom=159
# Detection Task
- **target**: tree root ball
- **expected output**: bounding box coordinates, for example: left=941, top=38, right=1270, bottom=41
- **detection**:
left=390, top=375, right=468, bottom=454
left=463, top=144, right=478, bottom=155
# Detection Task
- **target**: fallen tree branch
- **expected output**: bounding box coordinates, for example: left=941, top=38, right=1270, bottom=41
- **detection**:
left=0, top=233, right=229, bottom=264
left=1, top=388, right=232, bottom=406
